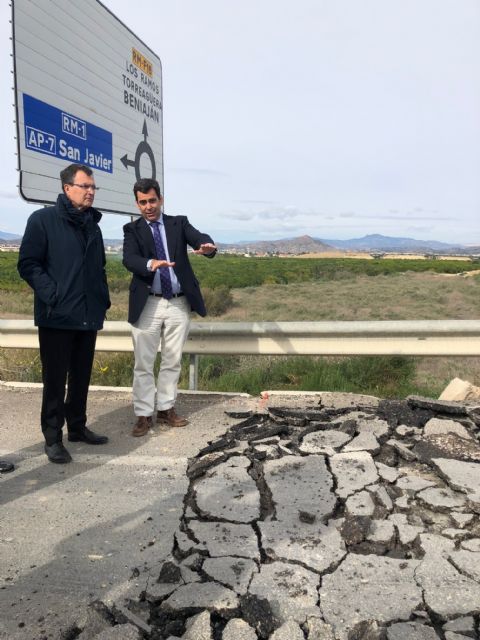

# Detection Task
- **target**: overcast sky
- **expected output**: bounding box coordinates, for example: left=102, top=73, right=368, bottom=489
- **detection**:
left=1, top=0, right=479, bottom=243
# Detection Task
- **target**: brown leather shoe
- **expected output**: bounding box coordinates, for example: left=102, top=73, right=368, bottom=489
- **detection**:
left=156, top=407, right=189, bottom=428
left=132, top=416, right=152, bottom=437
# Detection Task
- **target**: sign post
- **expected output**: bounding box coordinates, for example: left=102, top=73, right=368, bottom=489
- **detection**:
left=12, top=0, right=163, bottom=215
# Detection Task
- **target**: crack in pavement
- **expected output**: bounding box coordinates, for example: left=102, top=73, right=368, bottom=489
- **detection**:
left=61, top=393, right=480, bottom=640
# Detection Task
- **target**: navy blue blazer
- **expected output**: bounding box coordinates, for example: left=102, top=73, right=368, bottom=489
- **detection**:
left=18, top=194, right=110, bottom=330
left=122, top=214, right=215, bottom=324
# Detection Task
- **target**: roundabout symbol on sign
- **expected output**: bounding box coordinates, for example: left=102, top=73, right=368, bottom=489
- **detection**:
left=120, top=119, right=156, bottom=181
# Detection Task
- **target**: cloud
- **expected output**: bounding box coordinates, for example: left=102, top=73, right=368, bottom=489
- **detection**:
left=251, top=225, right=308, bottom=238
left=259, top=207, right=303, bottom=220
left=236, top=199, right=277, bottom=205
left=213, top=204, right=458, bottom=243
left=406, top=226, right=434, bottom=233
left=225, top=211, right=256, bottom=221
left=167, top=167, right=229, bottom=177
left=225, top=205, right=319, bottom=222
left=335, top=212, right=454, bottom=222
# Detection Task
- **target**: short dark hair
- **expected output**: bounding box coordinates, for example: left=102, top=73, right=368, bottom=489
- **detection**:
left=60, top=164, right=93, bottom=188
left=133, top=178, right=161, bottom=201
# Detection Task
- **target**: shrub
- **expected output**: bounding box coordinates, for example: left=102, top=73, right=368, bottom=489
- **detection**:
left=203, top=286, right=234, bottom=317
left=0, top=348, right=43, bottom=382
left=191, top=354, right=422, bottom=398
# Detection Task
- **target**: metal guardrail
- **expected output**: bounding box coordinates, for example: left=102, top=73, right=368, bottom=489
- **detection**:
left=2, top=319, right=480, bottom=354
left=2, top=319, right=480, bottom=389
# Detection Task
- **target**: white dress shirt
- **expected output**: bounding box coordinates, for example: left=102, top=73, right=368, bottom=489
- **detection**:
left=146, top=216, right=182, bottom=295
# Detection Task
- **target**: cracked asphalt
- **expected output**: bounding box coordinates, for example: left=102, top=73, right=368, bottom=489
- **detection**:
left=123, top=394, right=480, bottom=640
left=0, top=383, right=255, bottom=640
left=2, top=385, right=480, bottom=640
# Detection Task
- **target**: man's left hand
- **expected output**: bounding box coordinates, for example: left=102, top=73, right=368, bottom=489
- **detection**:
left=193, top=243, right=217, bottom=255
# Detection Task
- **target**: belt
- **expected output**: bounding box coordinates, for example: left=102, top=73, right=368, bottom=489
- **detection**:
left=149, top=292, right=184, bottom=298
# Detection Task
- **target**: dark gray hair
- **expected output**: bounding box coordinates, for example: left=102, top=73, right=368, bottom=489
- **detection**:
left=60, top=164, right=93, bottom=188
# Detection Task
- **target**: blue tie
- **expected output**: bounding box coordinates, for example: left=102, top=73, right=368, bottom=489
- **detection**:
left=151, top=221, right=173, bottom=299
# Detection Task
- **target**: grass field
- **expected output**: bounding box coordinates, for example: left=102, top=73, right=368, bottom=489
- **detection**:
left=216, top=271, right=480, bottom=322
left=1, top=252, right=479, bottom=397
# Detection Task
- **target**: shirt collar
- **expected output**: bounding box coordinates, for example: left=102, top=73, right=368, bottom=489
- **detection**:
left=148, top=214, right=163, bottom=227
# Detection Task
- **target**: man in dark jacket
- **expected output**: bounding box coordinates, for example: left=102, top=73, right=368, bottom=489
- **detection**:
left=18, top=163, right=111, bottom=464
left=123, top=178, right=216, bottom=437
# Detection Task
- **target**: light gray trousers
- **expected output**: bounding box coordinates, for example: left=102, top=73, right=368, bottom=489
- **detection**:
left=131, top=296, right=190, bottom=416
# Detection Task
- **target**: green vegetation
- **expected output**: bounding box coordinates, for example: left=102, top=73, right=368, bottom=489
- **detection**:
left=0, top=349, right=433, bottom=398
left=2, top=251, right=479, bottom=293
left=0, top=253, right=28, bottom=291
left=179, top=254, right=480, bottom=289
left=2, top=251, right=480, bottom=398
left=105, top=255, right=130, bottom=293
left=219, top=273, right=480, bottom=322
left=194, top=354, right=427, bottom=398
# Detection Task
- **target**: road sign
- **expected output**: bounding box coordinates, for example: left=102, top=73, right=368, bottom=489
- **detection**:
left=12, top=0, right=163, bottom=215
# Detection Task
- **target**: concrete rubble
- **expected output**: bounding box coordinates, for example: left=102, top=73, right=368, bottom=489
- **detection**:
left=65, top=393, right=480, bottom=639
left=440, top=377, right=480, bottom=403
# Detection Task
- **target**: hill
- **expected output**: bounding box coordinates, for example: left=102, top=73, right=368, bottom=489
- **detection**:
left=218, top=235, right=334, bottom=254
left=323, top=233, right=462, bottom=253
left=2, top=230, right=470, bottom=255
left=0, top=231, right=21, bottom=242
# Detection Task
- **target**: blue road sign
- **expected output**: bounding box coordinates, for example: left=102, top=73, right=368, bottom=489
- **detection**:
left=23, top=94, right=113, bottom=173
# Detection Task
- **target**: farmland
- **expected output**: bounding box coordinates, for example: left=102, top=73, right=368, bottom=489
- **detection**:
left=1, top=252, right=479, bottom=397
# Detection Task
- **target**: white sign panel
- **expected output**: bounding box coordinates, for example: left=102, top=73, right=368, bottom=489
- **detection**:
left=12, top=0, right=163, bottom=215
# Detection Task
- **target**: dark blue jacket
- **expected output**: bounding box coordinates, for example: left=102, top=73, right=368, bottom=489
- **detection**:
left=123, top=214, right=215, bottom=324
left=18, top=194, right=110, bottom=330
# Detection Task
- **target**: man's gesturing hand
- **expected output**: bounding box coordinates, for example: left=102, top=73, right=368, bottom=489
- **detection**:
left=193, top=243, right=217, bottom=255
left=150, top=259, right=175, bottom=271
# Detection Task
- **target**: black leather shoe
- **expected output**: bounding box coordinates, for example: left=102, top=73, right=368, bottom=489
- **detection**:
left=45, top=442, right=72, bottom=464
left=0, top=460, right=15, bottom=473
left=68, top=427, right=108, bottom=445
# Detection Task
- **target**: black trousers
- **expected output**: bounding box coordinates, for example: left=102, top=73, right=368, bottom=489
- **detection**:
left=38, top=327, right=97, bottom=445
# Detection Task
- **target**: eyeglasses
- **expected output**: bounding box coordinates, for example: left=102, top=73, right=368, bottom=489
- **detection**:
left=138, top=197, right=159, bottom=206
left=70, top=183, right=99, bottom=191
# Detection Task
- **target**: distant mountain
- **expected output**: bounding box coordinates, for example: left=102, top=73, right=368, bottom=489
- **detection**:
left=217, top=233, right=467, bottom=255
left=0, top=231, right=22, bottom=241
left=1, top=230, right=470, bottom=255
left=321, top=234, right=463, bottom=253
left=218, top=235, right=334, bottom=254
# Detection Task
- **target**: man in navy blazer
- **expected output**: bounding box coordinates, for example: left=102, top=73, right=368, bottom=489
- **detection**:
left=18, top=163, right=110, bottom=464
left=123, top=178, right=216, bottom=436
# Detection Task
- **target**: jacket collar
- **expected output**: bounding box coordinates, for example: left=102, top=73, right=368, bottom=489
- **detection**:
left=57, top=193, right=102, bottom=224
left=137, top=214, right=176, bottom=259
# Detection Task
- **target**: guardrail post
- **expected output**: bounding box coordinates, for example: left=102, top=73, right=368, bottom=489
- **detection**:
left=189, top=354, right=198, bottom=390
